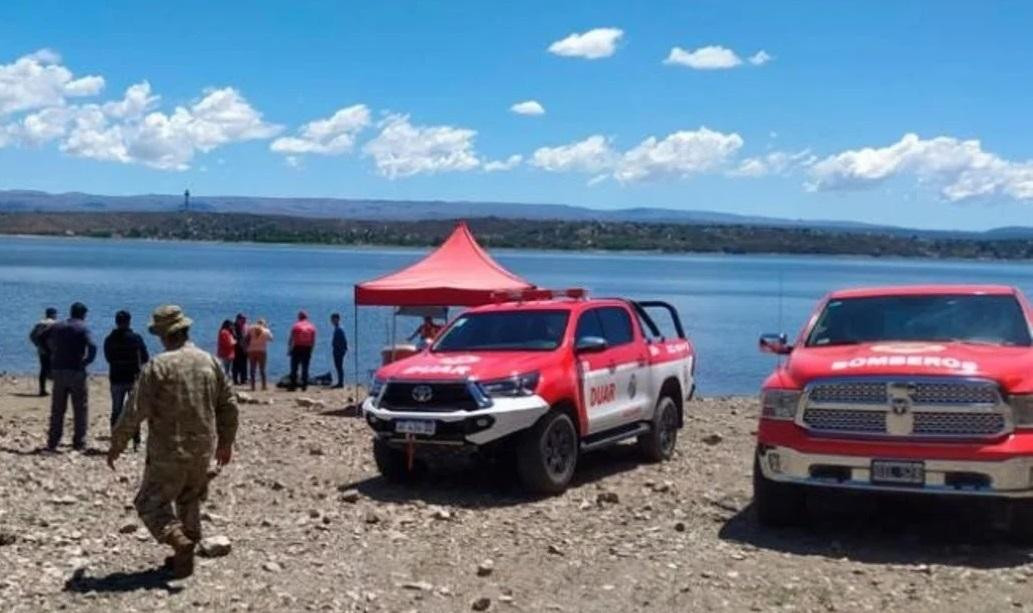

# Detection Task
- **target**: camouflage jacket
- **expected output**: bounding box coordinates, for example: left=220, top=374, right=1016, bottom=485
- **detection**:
left=112, top=342, right=238, bottom=461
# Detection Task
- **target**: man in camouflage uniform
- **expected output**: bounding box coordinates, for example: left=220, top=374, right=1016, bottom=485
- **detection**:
left=107, top=305, right=238, bottom=579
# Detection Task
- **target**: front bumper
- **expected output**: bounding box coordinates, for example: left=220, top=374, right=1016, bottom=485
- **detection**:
left=362, top=395, right=549, bottom=446
left=758, top=444, right=1033, bottom=498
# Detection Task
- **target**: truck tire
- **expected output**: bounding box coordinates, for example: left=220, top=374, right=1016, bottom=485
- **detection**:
left=753, top=454, right=806, bottom=527
left=637, top=395, right=679, bottom=463
left=517, top=411, right=578, bottom=495
left=373, top=438, right=416, bottom=484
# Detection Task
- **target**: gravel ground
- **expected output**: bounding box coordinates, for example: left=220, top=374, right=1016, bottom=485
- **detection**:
left=1, top=376, right=1032, bottom=612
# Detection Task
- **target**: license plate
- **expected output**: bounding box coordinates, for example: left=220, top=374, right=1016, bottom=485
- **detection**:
left=871, top=460, right=925, bottom=485
left=395, top=420, right=436, bottom=436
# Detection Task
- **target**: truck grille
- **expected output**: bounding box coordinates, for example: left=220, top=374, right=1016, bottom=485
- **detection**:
left=803, top=408, right=886, bottom=433
left=801, top=378, right=1007, bottom=439
left=379, top=382, right=479, bottom=412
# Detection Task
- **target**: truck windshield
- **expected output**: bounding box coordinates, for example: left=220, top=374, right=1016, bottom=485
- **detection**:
left=432, top=310, right=570, bottom=352
left=806, top=295, right=1033, bottom=347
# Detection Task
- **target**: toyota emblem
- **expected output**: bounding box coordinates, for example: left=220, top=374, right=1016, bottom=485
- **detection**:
left=411, top=385, right=433, bottom=403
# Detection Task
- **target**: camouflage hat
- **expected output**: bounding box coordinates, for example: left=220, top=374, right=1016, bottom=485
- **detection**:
left=148, top=304, right=193, bottom=337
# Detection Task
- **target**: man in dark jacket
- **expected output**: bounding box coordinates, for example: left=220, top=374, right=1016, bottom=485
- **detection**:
left=330, top=312, right=348, bottom=388
left=46, top=302, right=98, bottom=451
left=104, top=310, right=150, bottom=451
left=29, top=307, right=58, bottom=396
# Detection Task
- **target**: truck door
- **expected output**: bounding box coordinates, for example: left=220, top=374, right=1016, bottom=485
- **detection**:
left=576, top=306, right=652, bottom=434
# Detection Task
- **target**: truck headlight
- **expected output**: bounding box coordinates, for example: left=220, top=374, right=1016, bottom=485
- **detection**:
left=761, top=389, right=801, bottom=421
left=368, top=377, right=386, bottom=406
left=1009, top=394, right=1033, bottom=427
left=479, top=372, right=540, bottom=398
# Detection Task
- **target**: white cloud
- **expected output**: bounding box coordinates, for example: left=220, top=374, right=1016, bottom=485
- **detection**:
left=531, top=135, right=618, bottom=173
left=808, top=133, right=1033, bottom=202
left=483, top=154, right=523, bottom=172
left=6, top=80, right=279, bottom=170
left=0, top=49, right=105, bottom=115
left=362, top=114, right=481, bottom=178
left=510, top=100, right=545, bottom=116
left=548, top=28, right=623, bottom=59
left=615, top=128, right=744, bottom=182
left=749, top=50, right=774, bottom=66
left=531, top=128, right=745, bottom=183
left=730, top=149, right=814, bottom=178
left=270, top=104, right=371, bottom=155
left=664, top=45, right=742, bottom=70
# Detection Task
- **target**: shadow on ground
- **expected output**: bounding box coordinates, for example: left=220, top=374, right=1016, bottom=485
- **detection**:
left=340, top=442, right=646, bottom=509
left=719, top=493, right=1033, bottom=570
left=64, top=567, right=183, bottom=595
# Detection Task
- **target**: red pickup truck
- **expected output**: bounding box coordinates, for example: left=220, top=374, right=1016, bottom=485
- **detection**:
left=754, top=284, right=1033, bottom=536
left=362, top=293, right=695, bottom=494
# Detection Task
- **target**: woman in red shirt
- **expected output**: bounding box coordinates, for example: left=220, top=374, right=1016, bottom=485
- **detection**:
left=217, top=320, right=236, bottom=375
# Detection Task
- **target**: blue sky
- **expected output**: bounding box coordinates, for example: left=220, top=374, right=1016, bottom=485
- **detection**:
left=1, top=1, right=1031, bottom=230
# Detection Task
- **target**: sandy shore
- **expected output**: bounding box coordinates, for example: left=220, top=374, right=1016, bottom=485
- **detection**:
left=1, top=376, right=1032, bottom=612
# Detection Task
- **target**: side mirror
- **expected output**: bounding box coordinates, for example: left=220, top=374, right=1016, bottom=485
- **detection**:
left=575, top=336, right=608, bottom=354
left=759, top=333, right=792, bottom=355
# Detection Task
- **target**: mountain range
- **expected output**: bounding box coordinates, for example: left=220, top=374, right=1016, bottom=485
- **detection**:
left=1, top=189, right=1030, bottom=239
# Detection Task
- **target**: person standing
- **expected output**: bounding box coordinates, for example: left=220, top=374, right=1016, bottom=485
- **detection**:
left=247, top=318, right=273, bottom=391
left=216, top=320, right=236, bottom=375
left=107, top=305, right=238, bottom=579
left=330, top=313, right=348, bottom=389
left=231, top=314, right=249, bottom=386
left=46, top=302, right=97, bottom=451
left=408, top=315, right=443, bottom=349
left=103, top=310, right=149, bottom=452
left=288, top=311, right=316, bottom=391
left=29, top=307, right=58, bottom=396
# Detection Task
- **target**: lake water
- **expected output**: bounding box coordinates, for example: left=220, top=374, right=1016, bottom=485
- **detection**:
left=2, top=235, right=1032, bottom=396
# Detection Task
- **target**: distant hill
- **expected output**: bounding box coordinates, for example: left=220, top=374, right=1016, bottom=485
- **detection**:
left=1, top=210, right=1032, bottom=260
left=2, top=189, right=1029, bottom=240
left=0, top=189, right=889, bottom=231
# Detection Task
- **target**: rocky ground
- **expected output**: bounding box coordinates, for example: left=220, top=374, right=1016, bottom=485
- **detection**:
left=1, top=376, right=1033, bottom=612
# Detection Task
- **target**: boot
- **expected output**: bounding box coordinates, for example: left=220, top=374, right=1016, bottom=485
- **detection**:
left=164, top=527, right=196, bottom=579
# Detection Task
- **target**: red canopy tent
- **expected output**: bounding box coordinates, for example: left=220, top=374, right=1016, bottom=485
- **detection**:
left=354, top=222, right=534, bottom=306
left=350, top=222, right=534, bottom=380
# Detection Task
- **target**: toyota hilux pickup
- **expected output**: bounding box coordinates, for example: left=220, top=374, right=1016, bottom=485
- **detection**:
left=362, top=291, right=695, bottom=494
left=754, top=284, right=1033, bottom=535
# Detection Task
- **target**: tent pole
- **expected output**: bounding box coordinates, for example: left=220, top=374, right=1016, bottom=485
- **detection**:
left=353, top=302, right=359, bottom=388
left=391, top=311, right=397, bottom=363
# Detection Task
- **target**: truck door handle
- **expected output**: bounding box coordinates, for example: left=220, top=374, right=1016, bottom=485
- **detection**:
left=637, top=357, right=647, bottom=367
left=607, top=361, right=617, bottom=372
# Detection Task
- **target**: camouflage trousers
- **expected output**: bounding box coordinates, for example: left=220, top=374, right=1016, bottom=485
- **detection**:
left=134, top=458, right=210, bottom=544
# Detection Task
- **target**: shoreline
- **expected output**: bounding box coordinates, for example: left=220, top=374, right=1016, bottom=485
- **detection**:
left=2, top=230, right=1031, bottom=265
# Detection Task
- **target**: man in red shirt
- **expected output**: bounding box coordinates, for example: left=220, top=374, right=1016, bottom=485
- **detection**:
left=288, top=311, right=317, bottom=391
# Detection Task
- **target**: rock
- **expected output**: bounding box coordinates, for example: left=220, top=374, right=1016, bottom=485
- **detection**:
left=547, top=544, right=564, bottom=556
left=364, top=511, right=381, bottom=525
left=235, top=392, right=259, bottom=404
left=338, top=488, right=360, bottom=503
left=0, top=531, right=16, bottom=546
left=674, top=521, right=686, bottom=532
left=263, top=561, right=283, bottom=573
left=476, top=559, right=495, bottom=577
left=596, top=491, right=620, bottom=505
left=295, top=397, right=325, bottom=409
left=309, top=446, right=324, bottom=456
left=430, top=507, right=452, bottom=521
left=49, top=495, right=76, bottom=505
left=701, top=433, right=724, bottom=446
left=118, top=522, right=138, bottom=534
left=401, top=581, right=433, bottom=592
left=472, top=597, right=492, bottom=611
left=199, top=535, right=232, bottom=558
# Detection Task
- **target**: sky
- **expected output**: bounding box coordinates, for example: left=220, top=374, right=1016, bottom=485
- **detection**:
left=1, top=1, right=1032, bottom=230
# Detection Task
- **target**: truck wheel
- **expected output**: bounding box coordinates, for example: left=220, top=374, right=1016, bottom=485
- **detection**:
left=517, top=411, right=579, bottom=495
left=1010, top=500, right=1033, bottom=544
left=373, top=438, right=418, bottom=484
left=753, top=454, right=806, bottom=527
left=637, top=395, right=679, bottom=462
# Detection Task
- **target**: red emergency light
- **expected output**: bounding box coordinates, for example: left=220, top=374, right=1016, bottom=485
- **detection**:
left=489, top=288, right=588, bottom=303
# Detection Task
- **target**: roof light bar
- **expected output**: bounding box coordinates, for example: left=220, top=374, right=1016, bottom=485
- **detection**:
left=490, top=288, right=588, bottom=303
